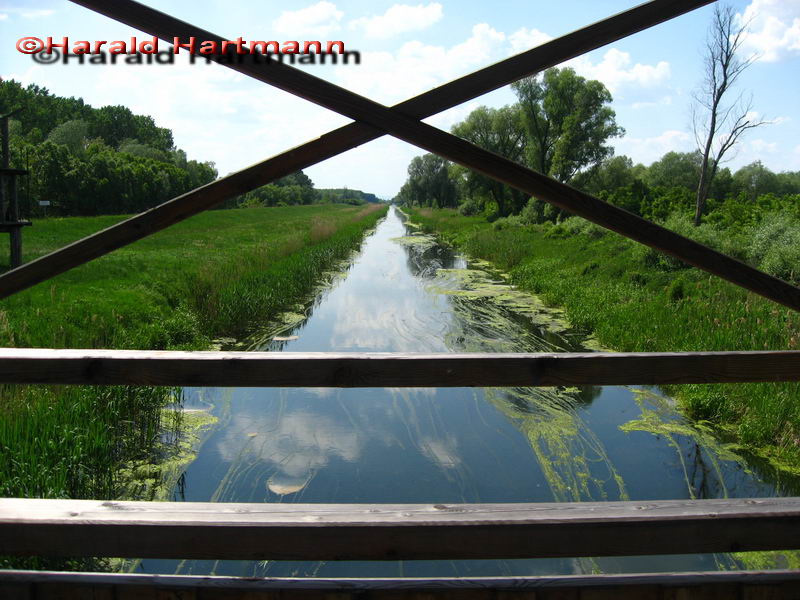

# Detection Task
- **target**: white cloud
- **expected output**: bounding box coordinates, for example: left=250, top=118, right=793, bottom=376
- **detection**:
left=566, top=48, right=671, bottom=95
left=631, top=96, right=673, bottom=110
left=272, top=1, right=344, bottom=39
left=334, top=23, right=506, bottom=104
left=350, top=3, right=443, bottom=39
left=738, top=0, right=800, bottom=62
left=0, top=8, right=54, bottom=19
left=508, top=27, right=553, bottom=53
left=749, top=138, right=778, bottom=154
left=614, top=130, right=693, bottom=165
left=21, top=9, right=54, bottom=18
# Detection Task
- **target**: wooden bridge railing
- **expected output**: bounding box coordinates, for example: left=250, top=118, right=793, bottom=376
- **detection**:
left=3, top=0, right=800, bottom=597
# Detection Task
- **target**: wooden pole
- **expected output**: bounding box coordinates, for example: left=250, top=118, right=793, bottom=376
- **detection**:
left=0, top=116, right=7, bottom=222
left=8, top=177, right=21, bottom=268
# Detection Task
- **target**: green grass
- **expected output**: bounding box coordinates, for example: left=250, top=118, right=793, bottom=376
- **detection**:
left=0, top=204, right=387, bottom=506
left=409, top=207, right=800, bottom=472
left=0, top=204, right=386, bottom=348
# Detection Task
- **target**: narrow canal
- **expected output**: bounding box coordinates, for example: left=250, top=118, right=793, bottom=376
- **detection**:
left=142, top=206, right=797, bottom=577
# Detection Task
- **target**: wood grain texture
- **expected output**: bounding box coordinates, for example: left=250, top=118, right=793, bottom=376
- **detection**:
left=1, top=348, right=800, bottom=386
left=2, top=497, right=799, bottom=560
left=0, top=0, right=712, bottom=300
left=3, top=570, right=800, bottom=600
left=57, top=0, right=800, bottom=314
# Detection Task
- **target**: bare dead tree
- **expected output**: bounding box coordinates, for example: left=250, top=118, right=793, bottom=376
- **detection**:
left=692, top=4, right=768, bottom=226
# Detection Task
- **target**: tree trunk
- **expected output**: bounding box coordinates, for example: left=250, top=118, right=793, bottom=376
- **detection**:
left=694, top=166, right=709, bottom=226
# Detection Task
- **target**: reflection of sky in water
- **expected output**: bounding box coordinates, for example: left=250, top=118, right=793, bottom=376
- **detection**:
left=146, top=207, right=798, bottom=578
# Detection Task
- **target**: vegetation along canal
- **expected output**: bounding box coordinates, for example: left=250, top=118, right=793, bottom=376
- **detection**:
left=143, top=206, right=799, bottom=578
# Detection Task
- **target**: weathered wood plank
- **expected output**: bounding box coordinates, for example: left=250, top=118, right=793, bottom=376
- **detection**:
left=2, top=497, right=799, bottom=560
left=0, top=0, right=713, bottom=300
left=1, top=348, right=800, bottom=387
left=3, top=570, right=800, bottom=600
left=62, top=0, right=800, bottom=314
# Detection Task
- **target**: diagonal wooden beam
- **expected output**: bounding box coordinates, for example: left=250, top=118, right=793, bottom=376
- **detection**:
left=65, top=0, right=800, bottom=312
left=0, top=0, right=713, bottom=301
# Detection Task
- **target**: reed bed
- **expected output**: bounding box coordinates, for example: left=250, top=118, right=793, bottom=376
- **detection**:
left=0, top=205, right=386, bottom=519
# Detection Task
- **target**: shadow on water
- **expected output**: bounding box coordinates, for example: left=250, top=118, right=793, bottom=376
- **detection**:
left=140, top=207, right=800, bottom=578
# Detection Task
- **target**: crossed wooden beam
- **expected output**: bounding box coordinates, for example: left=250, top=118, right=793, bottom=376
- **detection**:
left=5, top=0, right=800, bottom=315
left=5, top=3, right=800, bottom=578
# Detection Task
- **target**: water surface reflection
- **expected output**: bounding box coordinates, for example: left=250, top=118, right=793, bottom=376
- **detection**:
left=143, top=207, right=797, bottom=577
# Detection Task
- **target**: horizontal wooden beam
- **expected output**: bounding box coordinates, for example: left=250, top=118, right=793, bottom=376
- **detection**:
left=2, top=497, right=799, bottom=560
left=0, top=222, right=32, bottom=234
left=0, top=0, right=712, bottom=300
left=2, top=348, right=800, bottom=386
left=64, top=0, right=800, bottom=314
left=2, top=570, right=800, bottom=600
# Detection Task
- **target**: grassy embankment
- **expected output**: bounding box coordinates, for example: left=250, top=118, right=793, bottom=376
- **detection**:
left=409, top=207, right=800, bottom=473
left=0, top=203, right=387, bottom=504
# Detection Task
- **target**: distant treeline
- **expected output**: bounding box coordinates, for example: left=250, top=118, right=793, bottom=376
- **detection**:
left=1, top=80, right=382, bottom=217
left=226, top=183, right=381, bottom=209
left=1, top=80, right=217, bottom=217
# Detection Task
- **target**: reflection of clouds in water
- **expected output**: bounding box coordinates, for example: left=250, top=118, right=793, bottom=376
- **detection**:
left=385, top=387, right=437, bottom=397
left=420, top=435, right=460, bottom=470
left=328, top=292, right=450, bottom=351
left=216, top=411, right=362, bottom=495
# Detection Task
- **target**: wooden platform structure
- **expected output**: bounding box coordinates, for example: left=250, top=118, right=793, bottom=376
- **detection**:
left=2, top=0, right=800, bottom=597
left=0, top=111, right=32, bottom=269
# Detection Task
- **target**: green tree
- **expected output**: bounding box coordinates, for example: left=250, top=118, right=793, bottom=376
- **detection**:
left=644, top=151, right=701, bottom=191
left=46, top=119, right=89, bottom=154
left=397, top=154, right=458, bottom=209
left=450, top=105, right=526, bottom=215
left=574, top=155, right=639, bottom=196
left=732, top=161, right=781, bottom=202
left=512, top=67, right=623, bottom=184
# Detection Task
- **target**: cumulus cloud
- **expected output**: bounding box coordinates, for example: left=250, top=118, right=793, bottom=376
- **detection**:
left=566, top=48, right=671, bottom=94
left=0, top=8, right=54, bottom=18
left=738, top=0, right=800, bottom=62
left=508, top=27, right=553, bottom=53
left=334, top=23, right=506, bottom=103
left=749, top=138, right=778, bottom=154
left=21, top=9, right=54, bottom=18
left=614, top=130, right=693, bottom=165
left=272, top=1, right=344, bottom=38
left=631, top=96, right=673, bottom=110
left=350, top=3, right=443, bottom=39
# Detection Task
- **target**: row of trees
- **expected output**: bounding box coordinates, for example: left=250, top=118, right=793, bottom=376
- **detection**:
left=229, top=178, right=381, bottom=209
left=2, top=80, right=382, bottom=216
left=396, top=5, right=786, bottom=230
left=2, top=80, right=217, bottom=216
left=395, top=65, right=625, bottom=219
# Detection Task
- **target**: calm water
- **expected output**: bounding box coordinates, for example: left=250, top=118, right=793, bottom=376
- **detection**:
left=141, top=207, right=797, bottom=577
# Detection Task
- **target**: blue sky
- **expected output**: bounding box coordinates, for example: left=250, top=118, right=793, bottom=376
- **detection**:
left=1, top=0, right=799, bottom=198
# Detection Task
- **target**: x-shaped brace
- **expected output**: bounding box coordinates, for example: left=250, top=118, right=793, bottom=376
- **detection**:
left=6, top=0, right=794, bottom=313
